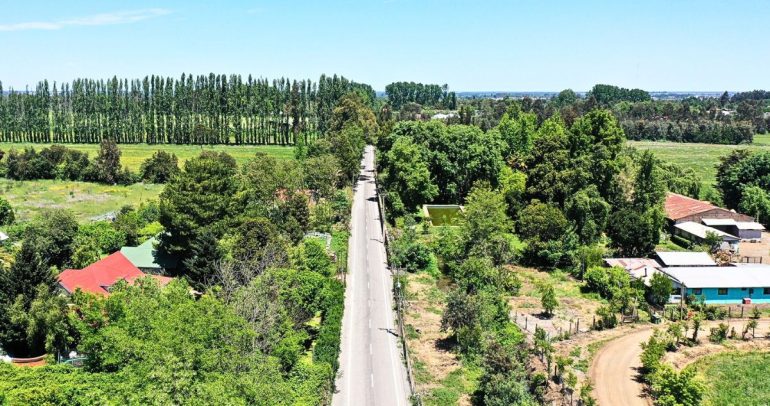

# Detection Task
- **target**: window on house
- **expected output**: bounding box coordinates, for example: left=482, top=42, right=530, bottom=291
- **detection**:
left=718, top=288, right=728, bottom=295
left=693, top=288, right=702, bottom=295
left=764, top=288, right=770, bottom=295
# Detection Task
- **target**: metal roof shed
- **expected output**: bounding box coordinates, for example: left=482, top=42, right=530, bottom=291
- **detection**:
left=656, top=251, right=716, bottom=267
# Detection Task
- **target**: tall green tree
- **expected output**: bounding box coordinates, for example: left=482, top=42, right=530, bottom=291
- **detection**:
left=739, top=186, right=770, bottom=226
left=89, top=138, right=124, bottom=184
left=159, top=151, right=237, bottom=272
left=384, top=137, right=438, bottom=210
left=565, top=186, right=610, bottom=244
left=24, top=209, right=79, bottom=269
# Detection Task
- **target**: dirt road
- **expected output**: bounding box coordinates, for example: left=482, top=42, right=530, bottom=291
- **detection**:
left=590, top=320, right=770, bottom=406
left=590, top=326, right=655, bottom=406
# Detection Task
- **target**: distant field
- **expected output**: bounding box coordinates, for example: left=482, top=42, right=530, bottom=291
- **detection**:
left=0, top=143, right=295, bottom=171
left=688, top=351, right=770, bottom=406
left=0, top=179, right=163, bottom=222
left=629, top=134, right=770, bottom=194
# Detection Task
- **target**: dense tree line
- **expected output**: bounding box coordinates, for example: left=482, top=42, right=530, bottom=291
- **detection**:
left=731, top=90, right=770, bottom=102
left=0, top=74, right=373, bottom=145
left=587, top=84, right=651, bottom=106
left=0, top=139, right=162, bottom=184
left=453, top=85, right=770, bottom=145
left=379, top=107, right=671, bottom=267
left=385, top=81, right=457, bottom=110
left=621, top=119, right=754, bottom=144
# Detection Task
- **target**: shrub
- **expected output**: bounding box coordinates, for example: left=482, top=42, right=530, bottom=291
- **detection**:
left=647, top=272, right=673, bottom=307
left=140, top=151, right=180, bottom=183
left=709, top=323, right=729, bottom=344
left=313, top=280, right=344, bottom=373
left=640, top=329, right=669, bottom=377
left=595, top=306, right=618, bottom=330
left=0, top=197, right=14, bottom=226
left=584, top=266, right=630, bottom=300
left=651, top=364, right=704, bottom=406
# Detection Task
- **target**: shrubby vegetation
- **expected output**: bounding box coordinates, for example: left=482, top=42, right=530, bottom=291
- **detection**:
left=0, top=88, right=368, bottom=404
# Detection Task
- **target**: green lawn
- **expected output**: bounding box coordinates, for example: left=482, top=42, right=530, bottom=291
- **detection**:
left=688, top=350, right=770, bottom=406
left=0, top=142, right=295, bottom=171
left=629, top=134, right=770, bottom=195
left=0, top=178, right=163, bottom=222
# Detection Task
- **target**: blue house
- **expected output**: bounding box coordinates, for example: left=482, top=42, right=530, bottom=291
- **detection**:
left=662, top=264, right=770, bottom=304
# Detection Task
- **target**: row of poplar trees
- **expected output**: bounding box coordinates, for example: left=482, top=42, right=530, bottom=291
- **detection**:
left=0, top=74, right=374, bottom=145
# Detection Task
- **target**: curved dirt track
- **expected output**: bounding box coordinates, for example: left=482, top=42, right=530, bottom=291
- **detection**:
left=590, top=327, right=655, bottom=406
left=589, top=320, right=770, bottom=406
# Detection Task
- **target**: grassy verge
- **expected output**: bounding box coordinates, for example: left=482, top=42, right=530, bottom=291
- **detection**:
left=404, top=271, right=480, bottom=405
left=0, top=142, right=295, bottom=171
left=687, top=350, right=770, bottom=406
left=0, top=178, right=163, bottom=222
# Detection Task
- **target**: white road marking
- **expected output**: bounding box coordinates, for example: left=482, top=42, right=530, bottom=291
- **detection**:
left=370, top=344, right=373, bottom=355
left=371, top=374, right=374, bottom=388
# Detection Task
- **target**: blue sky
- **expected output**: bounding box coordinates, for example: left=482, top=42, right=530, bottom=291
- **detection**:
left=0, top=0, right=768, bottom=91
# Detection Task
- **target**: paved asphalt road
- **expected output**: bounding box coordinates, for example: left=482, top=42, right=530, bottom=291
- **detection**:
left=332, top=146, right=410, bottom=406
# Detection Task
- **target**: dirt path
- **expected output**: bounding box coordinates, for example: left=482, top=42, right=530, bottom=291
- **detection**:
left=590, top=326, right=655, bottom=406
left=590, top=320, right=770, bottom=406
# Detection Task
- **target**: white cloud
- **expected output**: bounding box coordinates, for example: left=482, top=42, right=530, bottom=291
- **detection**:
left=0, top=8, right=171, bottom=32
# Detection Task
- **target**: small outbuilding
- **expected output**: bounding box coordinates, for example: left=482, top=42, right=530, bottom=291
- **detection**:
left=604, top=258, right=662, bottom=285
left=672, top=222, right=740, bottom=251
left=120, top=237, right=178, bottom=273
left=701, top=218, right=764, bottom=241
left=662, top=264, right=770, bottom=304
left=0, top=231, right=8, bottom=242
left=655, top=251, right=716, bottom=267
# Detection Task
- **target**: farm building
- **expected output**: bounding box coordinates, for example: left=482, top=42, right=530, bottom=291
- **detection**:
left=655, top=251, right=716, bottom=267
left=604, top=258, right=662, bottom=285
left=120, top=237, right=178, bottom=273
left=672, top=222, right=740, bottom=251
left=701, top=218, right=764, bottom=241
left=662, top=264, right=770, bottom=304
left=664, top=193, right=754, bottom=224
left=58, top=252, right=172, bottom=296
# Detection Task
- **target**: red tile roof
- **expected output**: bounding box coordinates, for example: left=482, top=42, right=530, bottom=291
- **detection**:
left=58, top=252, right=168, bottom=296
left=664, top=193, right=717, bottom=220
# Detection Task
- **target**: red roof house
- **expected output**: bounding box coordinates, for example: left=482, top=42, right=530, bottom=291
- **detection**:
left=58, top=252, right=172, bottom=296
left=664, top=193, right=754, bottom=224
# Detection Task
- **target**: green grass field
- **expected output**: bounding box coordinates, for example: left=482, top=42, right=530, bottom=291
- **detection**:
left=0, top=143, right=295, bottom=223
left=688, top=350, right=770, bottom=406
left=629, top=134, right=770, bottom=194
left=0, top=179, right=164, bottom=222
left=0, top=142, right=295, bottom=171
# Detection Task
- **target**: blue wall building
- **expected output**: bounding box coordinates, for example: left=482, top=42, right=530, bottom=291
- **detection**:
left=662, top=265, right=770, bottom=304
